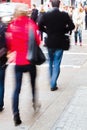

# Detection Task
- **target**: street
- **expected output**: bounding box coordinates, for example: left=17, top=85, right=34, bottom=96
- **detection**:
left=0, top=29, right=87, bottom=130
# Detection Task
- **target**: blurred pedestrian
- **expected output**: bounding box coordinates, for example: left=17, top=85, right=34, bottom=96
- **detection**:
left=37, top=4, right=46, bottom=40
left=37, top=4, right=46, bottom=46
left=84, top=5, right=87, bottom=30
left=0, top=17, right=7, bottom=112
left=6, top=4, right=41, bottom=126
left=68, top=6, right=74, bottom=20
left=38, top=0, right=75, bottom=91
left=73, top=3, right=84, bottom=46
left=31, top=4, right=38, bottom=23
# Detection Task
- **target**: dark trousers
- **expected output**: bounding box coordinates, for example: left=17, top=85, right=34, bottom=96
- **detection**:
left=12, top=64, right=36, bottom=115
left=0, top=65, right=6, bottom=108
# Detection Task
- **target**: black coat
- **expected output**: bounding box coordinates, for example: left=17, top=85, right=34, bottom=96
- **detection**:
left=0, top=21, right=7, bottom=67
left=38, top=8, right=75, bottom=49
left=31, top=9, right=38, bottom=22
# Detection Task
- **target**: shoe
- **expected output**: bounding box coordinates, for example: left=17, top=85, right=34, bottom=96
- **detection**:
left=0, top=107, right=4, bottom=112
left=14, top=113, right=22, bottom=126
left=51, top=87, right=58, bottom=91
left=32, top=102, right=41, bottom=112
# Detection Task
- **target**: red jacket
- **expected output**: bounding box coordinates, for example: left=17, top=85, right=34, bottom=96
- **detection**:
left=6, top=16, right=41, bottom=65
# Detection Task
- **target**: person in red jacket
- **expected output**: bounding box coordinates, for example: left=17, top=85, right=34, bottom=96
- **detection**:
left=6, top=4, right=41, bottom=126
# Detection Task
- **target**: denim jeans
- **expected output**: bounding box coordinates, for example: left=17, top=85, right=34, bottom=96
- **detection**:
left=74, top=29, right=82, bottom=43
left=0, top=66, right=6, bottom=108
left=48, top=49, right=63, bottom=88
left=12, top=64, right=36, bottom=115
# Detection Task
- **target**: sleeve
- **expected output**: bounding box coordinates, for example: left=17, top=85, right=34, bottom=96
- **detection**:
left=31, top=20, right=41, bottom=46
left=38, top=13, right=47, bottom=33
left=65, top=12, right=75, bottom=34
left=6, top=22, right=14, bottom=52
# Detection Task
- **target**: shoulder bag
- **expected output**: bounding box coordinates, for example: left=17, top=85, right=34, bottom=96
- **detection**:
left=26, top=27, right=46, bottom=65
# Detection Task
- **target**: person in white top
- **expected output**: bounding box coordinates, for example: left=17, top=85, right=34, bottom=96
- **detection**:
left=73, top=2, right=84, bottom=46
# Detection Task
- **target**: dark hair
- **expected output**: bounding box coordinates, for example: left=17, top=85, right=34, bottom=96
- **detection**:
left=33, top=4, right=36, bottom=8
left=51, top=0, right=60, bottom=7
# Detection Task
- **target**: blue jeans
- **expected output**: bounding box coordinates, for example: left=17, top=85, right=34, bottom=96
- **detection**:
left=12, top=64, right=36, bottom=115
left=48, top=49, right=63, bottom=88
left=74, top=29, right=82, bottom=43
left=0, top=66, right=6, bottom=108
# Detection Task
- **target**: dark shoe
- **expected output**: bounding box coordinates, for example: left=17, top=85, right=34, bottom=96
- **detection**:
left=51, top=87, right=58, bottom=91
left=0, top=107, right=4, bottom=112
left=14, top=113, right=22, bottom=126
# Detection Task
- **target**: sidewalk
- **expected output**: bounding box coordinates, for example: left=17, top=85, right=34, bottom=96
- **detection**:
left=52, top=86, right=87, bottom=130
left=51, top=61, right=87, bottom=130
left=1, top=29, right=87, bottom=130
left=0, top=59, right=87, bottom=130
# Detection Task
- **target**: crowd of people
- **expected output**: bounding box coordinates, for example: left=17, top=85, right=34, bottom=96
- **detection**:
left=0, top=0, right=86, bottom=127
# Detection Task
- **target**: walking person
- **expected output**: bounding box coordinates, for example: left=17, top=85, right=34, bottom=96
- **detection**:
left=31, top=4, right=39, bottom=23
left=37, top=4, right=46, bottom=41
left=37, top=4, right=46, bottom=46
left=6, top=4, right=41, bottom=126
left=84, top=5, right=87, bottom=30
left=38, top=0, right=75, bottom=91
left=0, top=17, right=7, bottom=112
left=73, top=3, right=84, bottom=46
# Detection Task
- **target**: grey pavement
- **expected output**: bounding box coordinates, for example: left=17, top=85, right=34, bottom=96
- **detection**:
left=0, top=29, right=87, bottom=130
left=52, top=86, right=87, bottom=130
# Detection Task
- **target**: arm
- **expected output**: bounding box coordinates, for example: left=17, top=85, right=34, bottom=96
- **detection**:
left=65, top=12, right=75, bottom=34
left=30, top=19, right=41, bottom=46
left=38, top=13, right=47, bottom=33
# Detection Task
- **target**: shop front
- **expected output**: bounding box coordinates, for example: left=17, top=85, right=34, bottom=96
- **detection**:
left=11, top=0, right=31, bottom=7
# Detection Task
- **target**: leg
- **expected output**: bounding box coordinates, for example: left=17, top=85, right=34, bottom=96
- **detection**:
left=29, top=65, right=36, bottom=103
left=74, top=31, right=78, bottom=44
left=85, top=17, right=87, bottom=30
left=86, top=20, right=87, bottom=30
left=48, top=48, right=54, bottom=78
left=50, top=49, right=63, bottom=89
left=0, top=66, right=6, bottom=111
left=78, top=30, right=82, bottom=46
left=29, top=64, right=41, bottom=111
left=12, top=65, right=22, bottom=126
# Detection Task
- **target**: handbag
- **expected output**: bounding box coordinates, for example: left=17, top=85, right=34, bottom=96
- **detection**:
left=26, top=27, right=46, bottom=65
left=62, top=34, right=70, bottom=50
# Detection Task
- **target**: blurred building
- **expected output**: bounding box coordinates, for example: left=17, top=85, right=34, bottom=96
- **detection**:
left=11, top=0, right=31, bottom=7
left=0, top=0, right=86, bottom=8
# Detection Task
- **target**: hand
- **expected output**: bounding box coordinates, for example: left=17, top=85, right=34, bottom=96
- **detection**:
left=7, top=51, right=16, bottom=63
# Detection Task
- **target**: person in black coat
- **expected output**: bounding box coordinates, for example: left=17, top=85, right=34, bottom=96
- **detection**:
left=0, top=17, right=7, bottom=111
left=38, top=0, right=75, bottom=91
left=84, top=5, right=87, bottom=30
left=31, top=4, right=38, bottom=23
left=37, top=4, right=46, bottom=44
